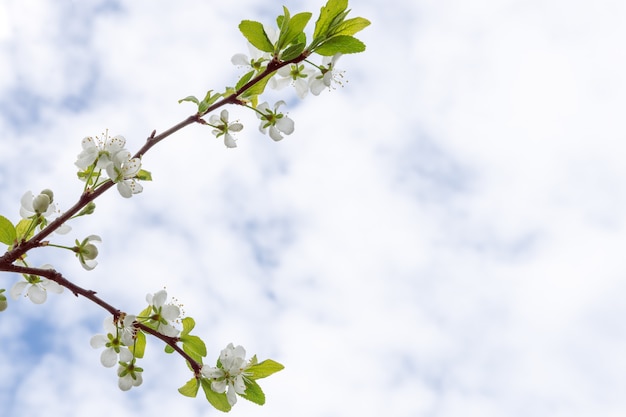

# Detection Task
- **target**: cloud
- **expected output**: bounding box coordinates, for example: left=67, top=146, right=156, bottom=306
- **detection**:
left=2, top=0, right=626, bottom=416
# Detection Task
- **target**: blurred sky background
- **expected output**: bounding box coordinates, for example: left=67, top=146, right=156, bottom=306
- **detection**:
left=1, top=0, right=626, bottom=416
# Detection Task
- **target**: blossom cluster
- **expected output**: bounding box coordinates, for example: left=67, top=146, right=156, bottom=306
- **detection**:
left=204, top=49, right=343, bottom=148
left=75, top=132, right=143, bottom=198
left=90, top=289, right=182, bottom=391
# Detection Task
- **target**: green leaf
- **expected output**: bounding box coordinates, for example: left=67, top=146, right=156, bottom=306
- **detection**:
left=15, top=218, right=36, bottom=241
left=281, top=42, right=306, bottom=62
left=0, top=215, right=16, bottom=246
left=279, top=11, right=311, bottom=50
left=313, top=0, right=348, bottom=40
left=136, top=169, right=152, bottom=181
left=240, top=72, right=273, bottom=100
left=247, top=359, right=284, bottom=379
left=182, top=335, right=207, bottom=359
left=178, top=377, right=200, bottom=398
left=130, top=330, right=146, bottom=358
left=314, top=35, right=366, bottom=55
left=137, top=305, right=152, bottom=319
left=198, top=90, right=222, bottom=114
left=181, top=316, right=196, bottom=336
left=201, top=378, right=232, bottom=412
left=235, top=70, right=255, bottom=92
left=239, top=20, right=274, bottom=53
left=332, top=17, right=370, bottom=37
left=240, top=378, right=265, bottom=405
left=178, top=95, right=199, bottom=105
left=165, top=344, right=175, bottom=354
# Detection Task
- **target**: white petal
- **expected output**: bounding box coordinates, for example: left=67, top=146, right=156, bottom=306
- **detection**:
left=231, top=53, right=250, bottom=66
left=10, top=281, right=28, bottom=299
left=116, top=182, right=132, bottom=198
left=119, top=348, right=134, bottom=362
left=90, top=334, right=108, bottom=349
left=20, top=191, right=35, bottom=212
left=257, top=102, right=269, bottom=113
left=161, top=304, right=180, bottom=320
left=55, top=224, right=72, bottom=234
left=27, top=284, right=47, bottom=304
left=269, top=126, right=284, bottom=142
left=226, top=385, right=238, bottom=405
left=152, top=290, right=167, bottom=307
left=118, top=375, right=133, bottom=391
left=201, top=366, right=223, bottom=379
left=211, top=379, right=227, bottom=393
left=230, top=123, right=244, bottom=132
left=310, top=79, right=326, bottom=95
left=101, top=348, right=118, bottom=367
left=224, top=134, right=237, bottom=148
left=276, top=116, right=295, bottom=135
left=41, top=279, right=63, bottom=294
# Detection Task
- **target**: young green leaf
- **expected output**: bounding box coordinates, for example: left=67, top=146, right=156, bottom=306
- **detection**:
left=239, top=20, right=274, bottom=53
left=130, top=330, right=146, bottom=358
left=15, top=218, right=36, bottom=241
left=198, top=90, right=222, bottom=114
left=178, top=377, right=200, bottom=398
left=247, top=359, right=285, bottom=379
left=178, top=95, right=200, bottom=105
left=181, top=316, right=196, bottom=336
left=332, top=16, right=370, bottom=37
left=136, top=169, right=152, bottom=181
left=280, top=42, right=306, bottom=61
left=235, top=70, right=256, bottom=92
left=240, top=378, right=265, bottom=405
left=240, top=72, right=273, bottom=101
left=0, top=215, right=16, bottom=246
left=313, top=0, right=348, bottom=40
left=278, top=12, right=311, bottom=50
left=201, top=378, right=232, bottom=412
left=314, top=35, right=366, bottom=55
left=182, top=335, right=207, bottom=359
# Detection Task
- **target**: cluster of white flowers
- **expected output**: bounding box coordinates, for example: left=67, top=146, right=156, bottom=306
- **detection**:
left=75, top=133, right=143, bottom=198
left=201, top=343, right=252, bottom=406
left=219, top=44, right=344, bottom=147
left=270, top=54, right=343, bottom=98
left=90, top=314, right=141, bottom=391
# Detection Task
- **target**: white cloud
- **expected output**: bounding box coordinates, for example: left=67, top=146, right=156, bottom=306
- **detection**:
left=2, top=0, right=626, bottom=416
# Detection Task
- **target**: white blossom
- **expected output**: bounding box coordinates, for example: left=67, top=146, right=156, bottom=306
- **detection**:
left=145, top=290, right=180, bottom=337
left=209, top=109, right=244, bottom=148
left=90, top=316, right=135, bottom=368
left=256, top=101, right=295, bottom=141
left=105, top=150, right=143, bottom=198
left=201, top=343, right=251, bottom=406
left=309, top=53, right=344, bottom=96
left=10, top=264, right=62, bottom=304
left=270, top=63, right=315, bottom=98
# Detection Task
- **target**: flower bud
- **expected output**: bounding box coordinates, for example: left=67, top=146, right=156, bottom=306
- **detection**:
left=82, top=243, right=99, bottom=260
left=32, top=193, right=51, bottom=214
left=40, top=189, right=54, bottom=204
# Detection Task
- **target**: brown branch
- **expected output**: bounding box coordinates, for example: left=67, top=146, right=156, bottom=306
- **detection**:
left=4, top=263, right=203, bottom=375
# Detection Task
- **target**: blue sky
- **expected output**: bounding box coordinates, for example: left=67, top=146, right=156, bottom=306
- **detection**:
left=2, top=0, right=626, bottom=416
